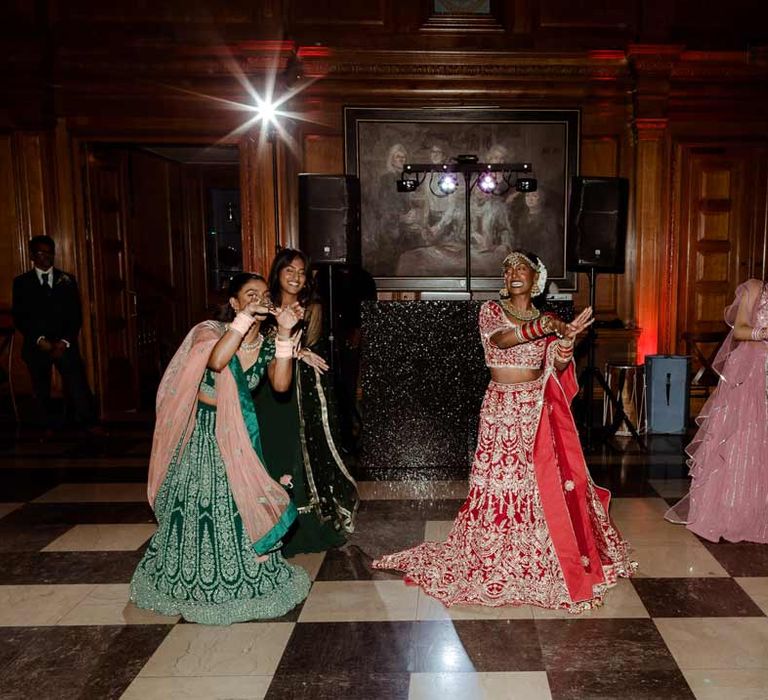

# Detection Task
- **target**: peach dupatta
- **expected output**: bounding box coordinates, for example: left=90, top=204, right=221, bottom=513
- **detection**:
left=147, top=320, right=295, bottom=554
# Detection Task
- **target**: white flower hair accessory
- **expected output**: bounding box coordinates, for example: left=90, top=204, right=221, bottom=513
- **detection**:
left=502, top=252, right=548, bottom=296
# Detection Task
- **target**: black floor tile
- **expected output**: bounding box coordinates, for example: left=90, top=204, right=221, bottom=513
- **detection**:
left=266, top=672, right=410, bottom=700
left=0, top=551, right=145, bottom=584
left=536, top=619, right=680, bottom=673
left=1, top=502, right=155, bottom=527
left=414, top=620, right=545, bottom=673
left=547, top=668, right=695, bottom=700
left=700, top=540, right=768, bottom=577
left=276, top=621, right=417, bottom=674
left=0, top=523, right=72, bottom=551
left=315, top=544, right=401, bottom=581
left=0, top=625, right=172, bottom=700
left=342, top=518, right=426, bottom=562
left=632, top=578, right=765, bottom=617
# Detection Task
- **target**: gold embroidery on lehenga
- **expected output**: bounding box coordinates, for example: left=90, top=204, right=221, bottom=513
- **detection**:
left=374, top=316, right=636, bottom=612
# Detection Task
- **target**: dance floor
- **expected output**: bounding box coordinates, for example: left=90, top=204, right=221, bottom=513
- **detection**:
left=0, top=431, right=767, bottom=699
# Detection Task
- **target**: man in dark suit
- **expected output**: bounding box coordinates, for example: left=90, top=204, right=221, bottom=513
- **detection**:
left=12, top=235, right=96, bottom=430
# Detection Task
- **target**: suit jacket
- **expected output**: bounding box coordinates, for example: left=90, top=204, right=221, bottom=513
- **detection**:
left=12, top=268, right=83, bottom=359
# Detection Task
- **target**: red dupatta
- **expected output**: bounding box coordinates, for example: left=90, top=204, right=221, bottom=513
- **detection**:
left=532, top=338, right=612, bottom=602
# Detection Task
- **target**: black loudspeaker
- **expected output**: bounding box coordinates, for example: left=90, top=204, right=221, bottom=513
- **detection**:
left=567, top=177, right=629, bottom=273
left=298, top=174, right=361, bottom=264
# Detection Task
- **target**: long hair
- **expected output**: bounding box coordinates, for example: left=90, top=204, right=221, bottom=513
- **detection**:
left=212, top=272, right=266, bottom=322
left=267, top=248, right=315, bottom=309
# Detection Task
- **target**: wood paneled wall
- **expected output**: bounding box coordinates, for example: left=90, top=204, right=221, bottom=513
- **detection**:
left=2, top=0, right=768, bottom=416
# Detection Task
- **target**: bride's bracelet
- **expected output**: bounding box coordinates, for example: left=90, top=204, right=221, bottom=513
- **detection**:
left=555, top=339, right=574, bottom=361
left=752, top=326, right=768, bottom=341
left=518, top=315, right=554, bottom=342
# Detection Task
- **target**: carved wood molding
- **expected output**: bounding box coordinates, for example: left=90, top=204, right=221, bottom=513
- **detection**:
left=55, top=39, right=296, bottom=80
left=297, top=50, right=630, bottom=81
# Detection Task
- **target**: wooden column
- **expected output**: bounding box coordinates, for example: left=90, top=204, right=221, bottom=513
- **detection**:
left=629, top=46, right=680, bottom=358
left=240, top=131, right=280, bottom=276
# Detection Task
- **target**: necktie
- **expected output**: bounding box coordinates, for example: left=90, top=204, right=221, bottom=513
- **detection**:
left=41, top=273, right=49, bottom=288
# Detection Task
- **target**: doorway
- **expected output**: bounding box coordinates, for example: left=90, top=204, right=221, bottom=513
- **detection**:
left=81, top=143, right=241, bottom=420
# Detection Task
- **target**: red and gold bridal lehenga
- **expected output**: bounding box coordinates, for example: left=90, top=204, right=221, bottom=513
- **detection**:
left=373, top=300, right=636, bottom=612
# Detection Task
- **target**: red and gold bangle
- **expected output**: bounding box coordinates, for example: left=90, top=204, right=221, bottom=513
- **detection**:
left=555, top=338, right=574, bottom=361
left=519, top=316, right=555, bottom=341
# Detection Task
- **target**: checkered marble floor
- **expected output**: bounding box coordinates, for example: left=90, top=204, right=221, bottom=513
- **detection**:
left=0, top=440, right=767, bottom=699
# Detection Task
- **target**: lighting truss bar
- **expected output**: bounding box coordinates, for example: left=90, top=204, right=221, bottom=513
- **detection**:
left=403, top=162, right=532, bottom=174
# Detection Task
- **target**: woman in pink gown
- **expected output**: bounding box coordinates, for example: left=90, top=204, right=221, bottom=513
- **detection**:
left=374, top=250, right=636, bottom=612
left=666, top=279, right=768, bottom=543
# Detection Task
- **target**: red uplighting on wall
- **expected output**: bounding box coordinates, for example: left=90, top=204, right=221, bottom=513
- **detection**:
left=636, top=330, right=658, bottom=364
left=297, top=46, right=332, bottom=58
left=588, top=50, right=625, bottom=61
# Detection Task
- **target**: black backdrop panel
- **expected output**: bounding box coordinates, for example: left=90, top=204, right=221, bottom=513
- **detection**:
left=360, top=301, right=488, bottom=478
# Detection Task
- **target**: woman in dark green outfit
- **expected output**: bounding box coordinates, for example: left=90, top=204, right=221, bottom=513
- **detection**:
left=130, top=273, right=310, bottom=624
left=253, top=249, right=359, bottom=556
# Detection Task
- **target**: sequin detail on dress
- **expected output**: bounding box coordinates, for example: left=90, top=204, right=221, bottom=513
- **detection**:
left=480, top=301, right=546, bottom=369
left=373, top=309, right=636, bottom=612
left=130, top=339, right=309, bottom=624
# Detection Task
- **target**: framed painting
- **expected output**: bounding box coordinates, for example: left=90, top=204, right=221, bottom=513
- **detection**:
left=343, top=107, right=580, bottom=292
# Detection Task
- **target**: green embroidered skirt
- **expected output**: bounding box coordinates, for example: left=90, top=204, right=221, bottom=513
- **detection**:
left=130, top=403, right=310, bottom=624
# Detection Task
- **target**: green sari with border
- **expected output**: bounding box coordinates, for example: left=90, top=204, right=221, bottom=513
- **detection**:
left=130, top=338, right=310, bottom=624
left=253, top=324, right=359, bottom=557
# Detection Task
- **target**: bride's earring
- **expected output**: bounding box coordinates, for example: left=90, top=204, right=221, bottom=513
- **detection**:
left=499, top=286, right=510, bottom=299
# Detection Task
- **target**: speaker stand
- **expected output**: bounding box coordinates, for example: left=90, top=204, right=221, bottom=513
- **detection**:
left=578, top=268, right=646, bottom=453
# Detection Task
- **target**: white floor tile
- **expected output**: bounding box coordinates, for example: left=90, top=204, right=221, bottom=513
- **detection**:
left=299, top=580, right=419, bottom=622
left=409, top=672, right=552, bottom=700
left=655, top=618, right=768, bottom=670
left=56, top=584, right=180, bottom=625
left=120, top=675, right=272, bottom=699
left=683, top=669, right=768, bottom=700
left=735, top=578, right=768, bottom=616
left=631, top=543, right=728, bottom=578
left=0, top=584, right=95, bottom=626
left=138, top=623, right=294, bottom=677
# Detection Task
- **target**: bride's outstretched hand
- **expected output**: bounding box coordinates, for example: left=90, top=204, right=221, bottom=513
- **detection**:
left=564, top=306, right=594, bottom=340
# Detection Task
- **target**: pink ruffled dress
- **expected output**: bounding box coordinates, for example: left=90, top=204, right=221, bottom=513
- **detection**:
left=666, top=280, right=768, bottom=543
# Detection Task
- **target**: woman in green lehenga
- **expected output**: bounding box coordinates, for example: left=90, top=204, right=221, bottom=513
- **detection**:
left=130, top=273, right=310, bottom=624
left=253, top=249, right=359, bottom=556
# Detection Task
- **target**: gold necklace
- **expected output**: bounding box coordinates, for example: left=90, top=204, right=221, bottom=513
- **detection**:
left=500, top=298, right=540, bottom=321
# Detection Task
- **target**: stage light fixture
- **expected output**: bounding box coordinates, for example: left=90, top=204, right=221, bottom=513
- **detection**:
left=397, top=178, right=419, bottom=193
left=478, top=172, right=497, bottom=193
left=515, top=177, right=538, bottom=193
left=437, top=173, right=459, bottom=194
